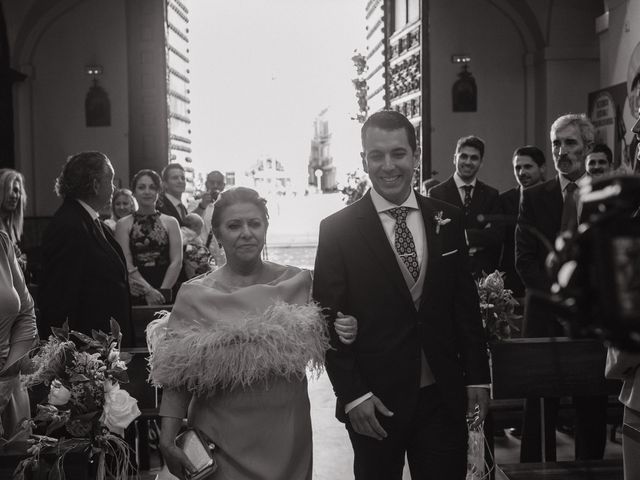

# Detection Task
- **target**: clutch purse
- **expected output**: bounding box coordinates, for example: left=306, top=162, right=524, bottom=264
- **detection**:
left=175, top=428, right=217, bottom=480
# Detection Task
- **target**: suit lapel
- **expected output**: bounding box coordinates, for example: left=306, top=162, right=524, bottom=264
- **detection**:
left=548, top=178, right=563, bottom=229
left=355, top=192, right=414, bottom=304
left=416, top=196, right=443, bottom=312
left=470, top=181, right=485, bottom=213
left=443, top=177, right=463, bottom=208
left=72, top=201, right=126, bottom=277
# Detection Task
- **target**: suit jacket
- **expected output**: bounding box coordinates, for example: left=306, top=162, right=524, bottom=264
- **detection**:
left=38, top=199, right=133, bottom=345
left=312, top=190, right=490, bottom=424
left=515, top=177, right=594, bottom=336
left=428, top=176, right=503, bottom=277
left=157, top=193, right=185, bottom=226
left=499, top=187, right=525, bottom=297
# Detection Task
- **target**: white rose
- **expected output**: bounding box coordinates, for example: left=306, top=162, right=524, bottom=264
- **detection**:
left=100, top=381, right=141, bottom=436
left=47, top=379, right=71, bottom=406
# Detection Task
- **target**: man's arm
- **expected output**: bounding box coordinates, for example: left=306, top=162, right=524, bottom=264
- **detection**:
left=312, top=218, right=369, bottom=405
left=465, top=189, right=504, bottom=249
left=515, top=188, right=550, bottom=291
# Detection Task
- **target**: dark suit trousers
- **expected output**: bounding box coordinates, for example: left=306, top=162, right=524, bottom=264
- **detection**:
left=346, top=385, right=468, bottom=480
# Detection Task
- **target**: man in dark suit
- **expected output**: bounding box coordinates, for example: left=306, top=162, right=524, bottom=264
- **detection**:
left=39, top=151, right=133, bottom=345
left=515, top=114, right=607, bottom=461
left=428, top=136, right=503, bottom=277
left=156, top=162, right=187, bottom=226
left=499, top=146, right=546, bottom=298
left=313, top=111, right=490, bottom=480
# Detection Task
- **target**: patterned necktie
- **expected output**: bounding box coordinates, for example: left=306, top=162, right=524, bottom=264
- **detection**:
left=462, top=185, right=473, bottom=215
left=560, top=182, right=578, bottom=231
left=388, top=207, right=420, bottom=281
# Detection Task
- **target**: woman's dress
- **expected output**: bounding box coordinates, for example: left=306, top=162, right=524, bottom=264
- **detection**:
left=0, top=231, right=36, bottom=438
left=148, top=266, right=327, bottom=480
left=129, top=211, right=170, bottom=292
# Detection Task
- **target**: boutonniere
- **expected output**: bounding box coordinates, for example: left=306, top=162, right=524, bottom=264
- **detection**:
left=433, top=211, right=451, bottom=235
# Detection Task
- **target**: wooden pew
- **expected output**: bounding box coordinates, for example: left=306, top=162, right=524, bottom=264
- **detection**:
left=121, top=346, right=161, bottom=472
left=488, top=337, right=623, bottom=479
left=131, top=305, right=172, bottom=347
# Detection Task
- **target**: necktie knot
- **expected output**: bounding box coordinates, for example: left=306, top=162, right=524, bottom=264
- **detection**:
left=388, top=206, right=409, bottom=223
left=565, top=182, right=578, bottom=194
left=462, top=185, right=473, bottom=194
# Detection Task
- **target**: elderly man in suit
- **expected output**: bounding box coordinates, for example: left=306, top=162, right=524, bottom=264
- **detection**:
left=313, top=111, right=490, bottom=480
left=156, top=162, right=187, bottom=226
left=39, top=151, right=133, bottom=345
left=428, top=136, right=503, bottom=278
left=516, top=113, right=607, bottom=462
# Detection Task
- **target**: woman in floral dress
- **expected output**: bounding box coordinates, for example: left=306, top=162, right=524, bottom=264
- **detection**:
left=115, top=169, right=182, bottom=305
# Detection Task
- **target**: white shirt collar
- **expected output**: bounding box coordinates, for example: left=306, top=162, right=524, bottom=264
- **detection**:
left=164, top=192, right=183, bottom=207
left=453, top=172, right=477, bottom=189
left=558, top=172, right=587, bottom=191
left=369, top=187, right=419, bottom=214
left=76, top=199, right=100, bottom=221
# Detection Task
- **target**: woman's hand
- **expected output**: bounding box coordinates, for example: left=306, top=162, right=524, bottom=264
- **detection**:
left=129, top=277, right=147, bottom=297
left=335, top=312, right=357, bottom=345
left=159, top=441, right=195, bottom=480
left=145, top=288, right=166, bottom=305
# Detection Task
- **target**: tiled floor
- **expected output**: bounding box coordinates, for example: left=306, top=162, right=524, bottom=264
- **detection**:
left=142, top=371, right=623, bottom=479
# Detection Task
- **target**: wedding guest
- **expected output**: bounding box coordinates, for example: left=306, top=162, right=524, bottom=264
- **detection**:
left=0, top=169, right=28, bottom=274
left=314, top=111, right=490, bottom=479
left=104, top=188, right=137, bottom=232
left=516, top=114, right=607, bottom=462
left=39, top=151, right=133, bottom=344
left=192, top=170, right=226, bottom=266
left=428, top=135, right=503, bottom=278
left=0, top=169, right=26, bottom=246
left=0, top=230, right=36, bottom=440
left=116, top=169, right=182, bottom=305
left=180, top=213, right=211, bottom=279
left=585, top=143, right=613, bottom=178
left=148, top=187, right=357, bottom=480
left=499, top=146, right=546, bottom=299
left=156, top=163, right=188, bottom=226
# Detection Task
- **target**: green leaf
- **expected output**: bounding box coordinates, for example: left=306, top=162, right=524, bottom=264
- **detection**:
left=69, top=330, right=94, bottom=345
left=51, top=326, right=69, bottom=341
left=109, top=318, right=121, bottom=341
left=118, top=351, right=133, bottom=364
left=69, top=373, right=90, bottom=382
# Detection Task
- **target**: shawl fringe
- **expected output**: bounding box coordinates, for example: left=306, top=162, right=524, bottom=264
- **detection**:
left=146, top=302, right=328, bottom=395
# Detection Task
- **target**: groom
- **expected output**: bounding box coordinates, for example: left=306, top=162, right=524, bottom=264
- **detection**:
left=313, top=111, right=490, bottom=479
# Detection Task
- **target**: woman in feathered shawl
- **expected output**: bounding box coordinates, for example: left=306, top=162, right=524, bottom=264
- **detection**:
left=148, top=187, right=356, bottom=480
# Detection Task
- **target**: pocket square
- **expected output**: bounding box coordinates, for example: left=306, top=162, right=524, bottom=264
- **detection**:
left=442, top=249, right=458, bottom=257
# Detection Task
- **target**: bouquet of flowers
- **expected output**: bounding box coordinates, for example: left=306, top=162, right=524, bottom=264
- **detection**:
left=9, top=319, right=140, bottom=480
left=476, top=270, right=521, bottom=342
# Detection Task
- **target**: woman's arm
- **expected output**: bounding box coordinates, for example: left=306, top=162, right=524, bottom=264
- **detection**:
left=115, top=216, right=154, bottom=294
left=160, top=215, right=183, bottom=290
left=0, top=235, right=36, bottom=378
left=158, top=389, right=195, bottom=480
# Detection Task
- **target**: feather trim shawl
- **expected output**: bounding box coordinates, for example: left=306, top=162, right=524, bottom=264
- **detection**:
left=147, top=301, right=328, bottom=395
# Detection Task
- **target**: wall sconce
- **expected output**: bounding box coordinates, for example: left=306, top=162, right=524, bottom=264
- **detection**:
left=84, top=64, right=111, bottom=127
left=451, top=55, right=477, bottom=112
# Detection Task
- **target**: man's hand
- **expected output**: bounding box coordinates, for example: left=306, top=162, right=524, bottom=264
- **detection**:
left=466, top=386, right=490, bottom=429
left=347, top=395, right=393, bottom=440
left=334, top=311, right=357, bottom=345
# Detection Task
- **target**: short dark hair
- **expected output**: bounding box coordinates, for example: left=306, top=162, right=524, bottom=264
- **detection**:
left=161, top=163, right=185, bottom=182
left=131, top=169, right=162, bottom=191
left=590, top=143, right=613, bottom=164
left=54, top=151, right=110, bottom=199
left=512, top=145, right=546, bottom=167
left=455, top=136, right=485, bottom=159
left=361, top=110, right=417, bottom=152
left=211, top=187, right=269, bottom=233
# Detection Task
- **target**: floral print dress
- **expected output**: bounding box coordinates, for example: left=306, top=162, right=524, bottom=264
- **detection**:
left=129, top=212, right=170, bottom=294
